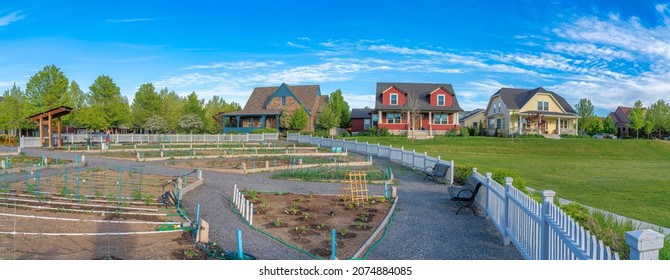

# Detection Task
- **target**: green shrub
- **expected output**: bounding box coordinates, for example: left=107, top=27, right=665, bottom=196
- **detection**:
left=560, top=134, right=589, bottom=139
left=340, top=130, right=351, bottom=137
left=517, top=134, right=545, bottom=138
left=251, top=128, right=278, bottom=134
left=227, top=130, right=239, bottom=135
left=491, top=168, right=526, bottom=189
left=454, top=165, right=474, bottom=184
left=467, top=127, right=477, bottom=136
left=558, top=202, right=590, bottom=225
left=378, top=128, right=391, bottom=137
left=459, top=127, right=469, bottom=137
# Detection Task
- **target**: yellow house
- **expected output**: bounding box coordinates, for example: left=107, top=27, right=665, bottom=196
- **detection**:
left=485, top=87, right=579, bottom=136
left=459, top=109, right=486, bottom=130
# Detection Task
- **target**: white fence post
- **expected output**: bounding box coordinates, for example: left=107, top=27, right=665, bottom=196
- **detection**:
left=626, top=229, right=665, bottom=260
left=503, top=177, right=512, bottom=246
left=450, top=160, right=455, bottom=186
left=540, top=190, right=556, bottom=260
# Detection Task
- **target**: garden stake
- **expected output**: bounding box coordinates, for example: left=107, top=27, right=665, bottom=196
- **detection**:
left=331, top=229, right=337, bottom=260
left=237, top=229, right=244, bottom=259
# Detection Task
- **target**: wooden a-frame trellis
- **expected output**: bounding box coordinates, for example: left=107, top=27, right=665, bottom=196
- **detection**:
left=339, top=172, right=369, bottom=205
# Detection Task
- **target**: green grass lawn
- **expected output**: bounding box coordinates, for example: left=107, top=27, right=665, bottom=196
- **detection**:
left=352, top=136, right=670, bottom=228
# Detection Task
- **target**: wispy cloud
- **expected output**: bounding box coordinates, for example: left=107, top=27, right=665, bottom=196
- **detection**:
left=184, top=61, right=284, bottom=70
left=0, top=81, right=16, bottom=87
left=287, top=41, right=309, bottom=48
left=0, top=11, right=26, bottom=27
left=105, top=18, right=155, bottom=23
left=297, top=37, right=311, bottom=41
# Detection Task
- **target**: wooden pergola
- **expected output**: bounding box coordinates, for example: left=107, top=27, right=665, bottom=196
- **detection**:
left=27, top=106, right=73, bottom=148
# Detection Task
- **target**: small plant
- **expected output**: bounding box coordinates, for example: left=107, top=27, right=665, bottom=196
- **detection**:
left=355, top=221, right=365, bottom=229
left=380, top=197, right=387, bottom=203
left=107, top=193, right=115, bottom=203
left=302, top=212, right=311, bottom=220
left=132, top=190, right=142, bottom=201
left=316, top=222, right=325, bottom=230
left=258, top=197, right=270, bottom=210
left=273, top=218, right=282, bottom=227
left=288, top=205, right=299, bottom=215
left=183, top=249, right=199, bottom=259
left=358, top=212, right=367, bottom=221
left=246, top=189, right=259, bottom=202
left=339, top=228, right=349, bottom=237
left=58, top=186, right=68, bottom=196
left=93, top=166, right=103, bottom=172
left=143, top=194, right=154, bottom=205
left=347, top=202, right=354, bottom=210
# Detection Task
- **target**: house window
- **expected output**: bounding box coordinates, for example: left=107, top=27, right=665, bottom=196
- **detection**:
left=437, top=95, right=445, bottom=106
left=386, top=113, right=402, bottom=124
left=372, top=114, right=378, bottom=127
left=434, top=114, right=448, bottom=124
left=472, top=122, right=478, bottom=128
left=560, top=120, right=569, bottom=129
left=390, top=94, right=398, bottom=105
left=538, top=101, right=549, bottom=111
left=496, top=118, right=502, bottom=129
left=364, top=119, right=371, bottom=130
left=281, top=96, right=286, bottom=106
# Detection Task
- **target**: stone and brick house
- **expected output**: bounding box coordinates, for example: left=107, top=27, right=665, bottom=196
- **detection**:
left=374, top=82, right=463, bottom=135
left=608, top=106, right=632, bottom=138
left=221, top=83, right=326, bottom=133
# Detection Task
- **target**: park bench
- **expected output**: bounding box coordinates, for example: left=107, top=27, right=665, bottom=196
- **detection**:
left=448, top=175, right=483, bottom=215
left=423, top=162, right=451, bottom=185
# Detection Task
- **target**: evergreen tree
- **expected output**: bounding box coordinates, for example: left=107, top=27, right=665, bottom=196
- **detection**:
left=88, top=75, right=131, bottom=129
left=603, top=115, right=616, bottom=135
left=131, top=83, right=162, bottom=130
left=290, top=106, right=309, bottom=131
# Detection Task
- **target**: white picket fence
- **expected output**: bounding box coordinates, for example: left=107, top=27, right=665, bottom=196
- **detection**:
left=471, top=168, right=621, bottom=260
left=20, top=133, right=279, bottom=148
left=287, top=133, right=454, bottom=185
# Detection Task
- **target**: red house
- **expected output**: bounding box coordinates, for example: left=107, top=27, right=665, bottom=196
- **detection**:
left=349, top=108, right=375, bottom=134
left=374, top=82, right=463, bottom=136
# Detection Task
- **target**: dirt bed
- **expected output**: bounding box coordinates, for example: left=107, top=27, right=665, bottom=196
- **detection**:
left=248, top=192, right=392, bottom=260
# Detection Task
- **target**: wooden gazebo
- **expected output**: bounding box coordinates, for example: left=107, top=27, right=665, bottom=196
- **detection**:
left=27, top=106, right=73, bottom=148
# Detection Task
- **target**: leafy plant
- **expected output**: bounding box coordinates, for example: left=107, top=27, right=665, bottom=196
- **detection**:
left=339, top=228, right=349, bottom=237
left=302, top=211, right=311, bottom=220
left=246, top=189, right=259, bottom=202
left=380, top=197, right=387, bottom=203
left=273, top=218, right=282, bottom=227
left=132, top=189, right=142, bottom=200
left=183, top=249, right=199, bottom=259
left=355, top=221, right=365, bottom=229
left=316, top=222, right=325, bottom=230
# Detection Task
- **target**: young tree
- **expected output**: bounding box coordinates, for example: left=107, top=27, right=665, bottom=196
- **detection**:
left=646, top=99, right=670, bottom=138
left=584, top=116, right=604, bottom=136
left=279, top=109, right=295, bottom=131
left=603, top=115, right=616, bottom=135
left=574, top=98, right=594, bottom=135
left=159, top=88, right=183, bottom=133
left=290, top=106, right=309, bottom=131
left=328, top=89, right=350, bottom=128
left=182, top=91, right=205, bottom=120
left=0, top=84, right=34, bottom=136
left=131, top=83, right=162, bottom=130
left=179, top=114, right=204, bottom=134
left=403, top=92, right=422, bottom=141
left=143, top=115, right=168, bottom=134
left=628, top=100, right=645, bottom=139
left=643, top=120, right=655, bottom=138
left=62, top=80, right=88, bottom=127
left=25, top=64, right=69, bottom=112
left=74, top=107, right=110, bottom=130
left=88, top=75, right=131, bottom=128
left=316, top=106, right=340, bottom=130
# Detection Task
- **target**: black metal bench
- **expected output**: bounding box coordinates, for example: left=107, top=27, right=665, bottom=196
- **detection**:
left=448, top=176, right=483, bottom=215
left=423, top=162, right=451, bottom=185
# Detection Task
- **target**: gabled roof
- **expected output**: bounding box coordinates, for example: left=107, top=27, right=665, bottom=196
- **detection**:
left=375, top=82, right=462, bottom=112
left=610, top=106, right=632, bottom=125
left=492, top=87, right=577, bottom=114
left=223, top=83, right=321, bottom=116
left=351, top=108, right=375, bottom=119
left=459, top=109, right=485, bottom=122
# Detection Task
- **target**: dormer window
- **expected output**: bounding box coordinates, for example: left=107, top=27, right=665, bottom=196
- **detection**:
left=538, top=101, right=548, bottom=111
left=437, top=94, right=445, bottom=106
left=390, top=93, right=398, bottom=105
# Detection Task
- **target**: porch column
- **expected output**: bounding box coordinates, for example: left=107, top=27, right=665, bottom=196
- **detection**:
left=38, top=117, right=43, bottom=148
left=236, top=116, right=241, bottom=129
left=453, top=112, right=459, bottom=125
left=407, top=112, right=410, bottom=131
left=428, top=111, right=432, bottom=136
left=57, top=116, right=62, bottom=148
left=48, top=113, right=53, bottom=148
left=378, top=110, right=382, bottom=125
left=575, top=119, right=579, bottom=135
left=558, top=117, right=561, bottom=135
left=276, top=114, right=280, bottom=131
left=261, top=115, right=266, bottom=128
left=518, top=114, right=522, bottom=134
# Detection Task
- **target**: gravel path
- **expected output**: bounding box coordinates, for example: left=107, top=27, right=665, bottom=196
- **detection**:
left=18, top=146, right=522, bottom=260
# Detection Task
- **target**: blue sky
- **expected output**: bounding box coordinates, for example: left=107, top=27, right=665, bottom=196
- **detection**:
left=1, top=0, right=669, bottom=116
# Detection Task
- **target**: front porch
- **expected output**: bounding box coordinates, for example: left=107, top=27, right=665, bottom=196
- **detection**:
left=222, top=114, right=280, bottom=134
left=376, top=110, right=460, bottom=136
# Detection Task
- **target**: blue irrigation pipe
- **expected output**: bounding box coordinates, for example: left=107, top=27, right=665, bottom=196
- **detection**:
left=55, top=155, right=58, bottom=164
left=331, top=229, right=337, bottom=260
left=384, top=182, right=389, bottom=199
left=237, top=229, right=243, bottom=260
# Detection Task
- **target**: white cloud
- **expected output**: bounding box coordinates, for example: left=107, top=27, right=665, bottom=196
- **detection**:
left=548, top=42, right=634, bottom=61
left=287, top=41, right=309, bottom=48
left=184, top=61, right=284, bottom=70
left=0, top=11, right=26, bottom=27
left=0, top=81, right=15, bottom=87
left=297, top=37, right=311, bottom=41
left=105, top=18, right=155, bottom=23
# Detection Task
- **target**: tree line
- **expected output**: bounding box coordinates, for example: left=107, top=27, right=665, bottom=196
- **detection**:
left=575, top=98, right=670, bottom=138
left=0, top=64, right=241, bottom=135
